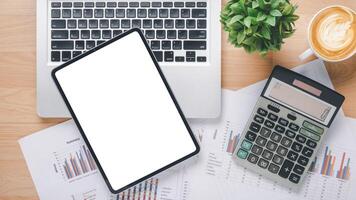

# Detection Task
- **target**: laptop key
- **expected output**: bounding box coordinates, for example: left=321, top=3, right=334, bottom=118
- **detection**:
left=102, top=30, right=112, bottom=39
left=175, top=19, right=185, bottom=28
left=51, top=9, right=61, bottom=18
left=121, top=19, right=130, bottom=28
left=197, top=56, right=206, bottom=62
left=197, top=19, right=207, bottom=28
left=148, top=9, right=158, bottom=18
left=186, top=2, right=195, bottom=7
left=141, top=2, right=150, bottom=7
left=197, top=2, right=207, bottom=7
left=184, top=41, right=206, bottom=50
left=145, top=30, right=155, bottom=39
left=163, top=2, right=173, bottom=7
left=86, top=41, right=95, bottom=49
left=165, top=20, right=174, bottom=29
left=132, top=20, right=141, bottom=28
left=89, top=19, right=98, bottom=28
left=91, top=30, right=101, bottom=39
left=138, top=9, right=147, bottom=18
left=118, top=2, right=128, bottom=7
left=62, top=2, right=72, bottom=8
left=70, top=30, right=79, bottom=39
left=181, top=9, right=190, bottom=18
left=113, top=30, right=122, bottom=37
left=75, top=41, right=85, bottom=50
left=152, top=2, right=161, bottom=7
left=152, top=51, right=163, bottom=62
left=51, top=2, right=61, bottom=8
left=189, top=30, right=206, bottom=39
left=51, top=20, right=66, bottom=29
left=159, top=9, right=169, bottom=18
left=51, top=41, right=73, bottom=49
left=143, top=20, right=152, bottom=28
left=127, top=9, right=136, bottom=18
left=173, top=41, right=182, bottom=49
left=107, top=2, right=117, bottom=7
left=129, top=2, right=139, bottom=7
left=162, top=41, right=171, bottom=50
left=51, top=51, right=60, bottom=61
left=85, top=2, right=94, bottom=7
left=116, top=9, right=125, bottom=18
left=73, top=9, right=82, bottom=18
left=164, top=51, right=174, bottom=62
left=170, top=9, right=179, bottom=18
left=94, top=9, right=104, bottom=18
left=96, top=2, right=105, bottom=7
left=84, top=9, right=93, bottom=18
left=100, top=20, right=109, bottom=28
left=175, top=56, right=184, bottom=62
left=174, top=2, right=184, bottom=7
left=51, top=30, right=68, bottom=39
left=110, top=20, right=119, bottom=28
left=78, top=20, right=87, bottom=28
left=154, top=19, right=163, bottom=28
left=192, top=9, right=207, bottom=18
left=55, top=51, right=71, bottom=62
left=151, top=41, right=160, bottom=50
left=105, top=9, right=115, bottom=18
left=156, top=30, right=165, bottom=39
left=73, top=51, right=82, bottom=58
left=167, top=30, right=176, bottom=39
left=81, top=30, right=90, bottom=39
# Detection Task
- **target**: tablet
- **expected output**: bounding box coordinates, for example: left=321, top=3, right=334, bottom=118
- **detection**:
left=52, top=29, right=199, bottom=194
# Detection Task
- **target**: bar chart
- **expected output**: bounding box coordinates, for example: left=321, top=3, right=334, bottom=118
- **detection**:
left=319, top=146, right=351, bottom=180
left=53, top=144, right=97, bottom=181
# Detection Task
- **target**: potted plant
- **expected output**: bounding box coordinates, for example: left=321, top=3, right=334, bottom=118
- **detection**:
left=221, top=0, right=299, bottom=56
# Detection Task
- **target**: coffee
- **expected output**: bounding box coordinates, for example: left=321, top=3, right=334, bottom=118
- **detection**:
left=309, top=6, right=355, bottom=61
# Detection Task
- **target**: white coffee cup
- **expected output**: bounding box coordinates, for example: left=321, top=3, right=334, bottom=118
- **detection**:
left=299, top=5, right=356, bottom=62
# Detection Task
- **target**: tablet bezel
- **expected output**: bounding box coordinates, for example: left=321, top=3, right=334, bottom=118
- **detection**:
left=51, top=28, right=200, bottom=194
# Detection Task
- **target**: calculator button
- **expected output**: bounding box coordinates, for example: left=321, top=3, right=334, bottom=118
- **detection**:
left=303, top=121, right=324, bottom=135
left=266, top=141, right=278, bottom=151
left=301, top=147, right=313, bottom=157
left=264, top=120, right=275, bottom=129
left=257, top=158, right=269, bottom=169
left=276, top=146, right=288, bottom=156
left=237, top=149, right=248, bottom=159
left=287, top=114, right=297, bottom=121
left=287, top=150, right=298, bottom=161
left=271, top=132, right=282, bottom=143
left=260, top=127, right=271, bottom=138
left=262, top=149, right=273, bottom=160
left=306, top=139, right=317, bottom=149
left=257, top=108, right=268, bottom=116
left=278, top=118, right=289, bottom=126
left=281, top=137, right=292, bottom=148
left=291, top=142, right=303, bottom=153
left=247, top=154, right=259, bottom=164
left=275, top=125, right=285, bottom=134
left=300, top=128, right=320, bottom=141
left=267, top=104, right=280, bottom=113
left=272, top=154, right=284, bottom=165
left=293, top=164, right=305, bottom=175
left=285, top=130, right=296, bottom=139
left=249, top=122, right=261, bottom=133
left=289, top=123, right=299, bottom=131
left=278, top=159, right=294, bottom=178
left=254, top=115, right=264, bottom=124
left=268, top=163, right=280, bottom=174
left=268, top=113, right=278, bottom=122
left=245, top=131, right=257, bottom=142
left=241, top=140, right=253, bottom=150
left=289, top=173, right=301, bottom=184
left=297, top=155, right=309, bottom=166
left=296, top=135, right=306, bottom=144
left=256, top=136, right=267, bottom=147
left=251, top=145, right=263, bottom=155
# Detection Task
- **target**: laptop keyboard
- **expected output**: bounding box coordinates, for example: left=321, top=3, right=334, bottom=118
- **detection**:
left=49, top=1, right=208, bottom=63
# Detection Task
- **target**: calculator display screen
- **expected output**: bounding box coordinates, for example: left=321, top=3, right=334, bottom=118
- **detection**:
left=264, top=78, right=336, bottom=125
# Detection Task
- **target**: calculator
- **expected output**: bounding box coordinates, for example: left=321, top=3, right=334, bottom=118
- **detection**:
left=233, top=66, right=344, bottom=188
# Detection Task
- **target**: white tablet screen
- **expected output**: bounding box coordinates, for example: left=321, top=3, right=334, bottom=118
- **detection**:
left=54, top=30, right=198, bottom=193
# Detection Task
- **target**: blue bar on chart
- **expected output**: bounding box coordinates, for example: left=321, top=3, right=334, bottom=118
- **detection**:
left=63, top=145, right=97, bottom=179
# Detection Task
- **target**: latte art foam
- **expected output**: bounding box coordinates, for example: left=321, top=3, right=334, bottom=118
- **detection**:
left=309, top=6, right=355, bottom=61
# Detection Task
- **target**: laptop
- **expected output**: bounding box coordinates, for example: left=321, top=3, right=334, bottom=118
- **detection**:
left=37, top=0, right=221, bottom=118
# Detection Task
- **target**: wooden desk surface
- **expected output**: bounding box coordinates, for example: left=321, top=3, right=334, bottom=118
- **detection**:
left=0, top=0, right=355, bottom=199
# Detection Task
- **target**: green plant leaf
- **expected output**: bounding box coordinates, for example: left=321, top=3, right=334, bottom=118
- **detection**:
left=257, top=12, right=267, bottom=21
left=242, top=36, right=256, bottom=45
left=282, top=4, right=293, bottom=15
left=261, top=26, right=271, bottom=39
left=271, top=0, right=280, bottom=9
left=258, top=0, right=265, bottom=9
left=244, top=16, right=252, bottom=28
left=236, top=31, right=246, bottom=44
left=230, top=3, right=240, bottom=14
left=270, top=9, right=282, bottom=16
left=265, top=16, right=276, bottom=26
left=228, top=15, right=244, bottom=25
left=247, top=7, right=258, bottom=17
left=252, top=1, right=259, bottom=8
